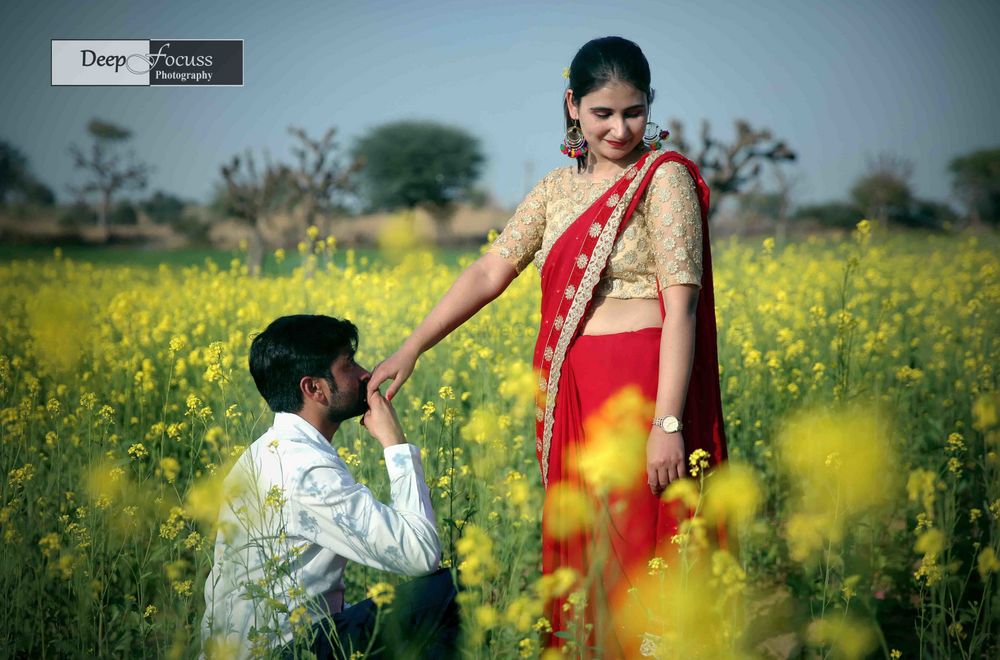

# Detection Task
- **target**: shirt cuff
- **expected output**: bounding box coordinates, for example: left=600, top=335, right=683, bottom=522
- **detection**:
left=383, top=443, right=422, bottom=480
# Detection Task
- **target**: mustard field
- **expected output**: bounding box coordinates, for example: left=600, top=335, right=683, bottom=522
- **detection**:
left=1, top=223, right=998, bottom=658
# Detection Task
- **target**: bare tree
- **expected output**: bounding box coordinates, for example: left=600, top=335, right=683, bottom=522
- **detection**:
left=68, top=119, right=150, bottom=238
left=219, top=150, right=293, bottom=275
left=667, top=118, right=796, bottom=220
left=286, top=126, right=362, bottom=229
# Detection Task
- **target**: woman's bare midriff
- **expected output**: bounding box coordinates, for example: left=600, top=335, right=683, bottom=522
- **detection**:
left=580, top=295, right=662, bottom=336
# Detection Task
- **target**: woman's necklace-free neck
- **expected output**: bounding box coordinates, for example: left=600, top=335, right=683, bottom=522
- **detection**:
left=574, top=148, right=649, bottom=182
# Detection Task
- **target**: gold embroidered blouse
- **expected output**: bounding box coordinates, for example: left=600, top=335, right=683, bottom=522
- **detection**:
left=489, top=159, right=703, bottom=298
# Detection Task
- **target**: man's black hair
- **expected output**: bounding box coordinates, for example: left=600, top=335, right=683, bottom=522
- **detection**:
left=249, top=315, right=359, bottom=413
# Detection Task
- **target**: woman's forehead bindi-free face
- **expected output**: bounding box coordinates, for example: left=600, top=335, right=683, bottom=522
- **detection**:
left=573, top=81, right=647, bottom=116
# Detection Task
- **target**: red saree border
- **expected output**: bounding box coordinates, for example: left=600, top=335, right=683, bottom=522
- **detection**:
left=532, top=149, right=728, bottom=486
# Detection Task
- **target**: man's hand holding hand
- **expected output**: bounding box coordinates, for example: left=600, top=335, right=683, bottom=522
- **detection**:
left=361, top=390, right=406, bottom=449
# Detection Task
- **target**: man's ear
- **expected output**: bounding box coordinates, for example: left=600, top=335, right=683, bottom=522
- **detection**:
left=300, top=376, right=328, bottom=406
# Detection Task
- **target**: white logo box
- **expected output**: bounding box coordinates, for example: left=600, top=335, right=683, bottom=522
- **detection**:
left=52, top=40, right=151, bottom=86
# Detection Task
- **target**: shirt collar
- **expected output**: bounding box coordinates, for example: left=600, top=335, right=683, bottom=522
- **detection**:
left=271, top=412, right=332, bottom=450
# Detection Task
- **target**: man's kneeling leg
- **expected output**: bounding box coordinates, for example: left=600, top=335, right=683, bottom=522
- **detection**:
left=284, top=568, right=459, bottom=659
left=375, top=567, right=460, bottom=659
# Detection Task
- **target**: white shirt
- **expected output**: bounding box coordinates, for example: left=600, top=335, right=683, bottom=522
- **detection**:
left=200, top=412, right=440, bottom=658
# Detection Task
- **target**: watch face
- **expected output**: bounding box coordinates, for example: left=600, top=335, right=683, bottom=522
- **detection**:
left=664, top=417, right=680, bottom=432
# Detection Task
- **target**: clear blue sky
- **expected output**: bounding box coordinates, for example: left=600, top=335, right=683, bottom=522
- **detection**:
left=2, top=0, right=998, bottom=211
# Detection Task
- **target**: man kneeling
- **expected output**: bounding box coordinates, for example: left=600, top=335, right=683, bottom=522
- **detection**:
left=201, top=315, right=458, bottom=659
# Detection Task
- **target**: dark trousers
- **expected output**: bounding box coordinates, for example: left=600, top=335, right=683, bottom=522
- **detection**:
left=280, top=568, right=460, bottom=660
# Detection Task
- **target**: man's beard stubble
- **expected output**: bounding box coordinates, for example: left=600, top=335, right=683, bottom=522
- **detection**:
left=324, top=379, right=369, bottom=424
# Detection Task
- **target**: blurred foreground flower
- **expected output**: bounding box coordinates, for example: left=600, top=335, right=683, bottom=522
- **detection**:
left=542, top=481, right=594, bottom=540
left=613, top=554, right=752, bottom=658
left=185, top=457, right=246, bottom=534
left=85, top=460, right=166, bottom=540
left=456, top=524, right=499, bottom=587
left=972, top=392, right=999, bottom=431
left=777, top=404, right=897, bottom=563
left=807, top=616, right=877, bottom=660
left=574, top=386, right=652, bottom=493
left=701, top=462, right=762, bottom=527
left=534, top=567, right=579, bottom=602
left=977, top=547, right=1000, bottom=580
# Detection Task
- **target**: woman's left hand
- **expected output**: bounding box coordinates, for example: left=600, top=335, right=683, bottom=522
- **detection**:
left=646, top=429, right=687, bottom=496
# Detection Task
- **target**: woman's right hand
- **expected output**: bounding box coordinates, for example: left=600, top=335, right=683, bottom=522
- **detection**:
left=366, top=254, right=516, bottom=401
left=367, top=347, right=418, bottom=401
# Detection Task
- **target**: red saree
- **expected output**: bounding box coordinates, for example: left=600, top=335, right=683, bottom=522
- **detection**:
left=533, top=150, right=728, bottom=654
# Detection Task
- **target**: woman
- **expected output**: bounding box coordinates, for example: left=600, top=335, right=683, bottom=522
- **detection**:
left=368, top=36, right=727, bottom=653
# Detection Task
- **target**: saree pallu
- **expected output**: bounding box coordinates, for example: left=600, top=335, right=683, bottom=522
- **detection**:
left=533, top=150, right=728, bottom=655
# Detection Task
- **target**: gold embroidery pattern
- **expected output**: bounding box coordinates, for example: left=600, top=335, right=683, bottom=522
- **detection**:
left=645, top=161, right=703, bottom=288
left=489, top=160, right=703, bottom=299
left=532, top=173, right=609, bottom=273
left=487, top=169, right=552, bottom=273
left=540, top=151, right=663, bottom=486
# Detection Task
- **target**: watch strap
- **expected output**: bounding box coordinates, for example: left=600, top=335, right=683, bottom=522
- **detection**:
left=653, top=415, right=683, bottom=432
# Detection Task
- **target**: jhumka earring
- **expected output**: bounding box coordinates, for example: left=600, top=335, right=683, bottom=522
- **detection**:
left=643, top=121, right=670, bottom=151
left=560, top=121, right=588, bottom=158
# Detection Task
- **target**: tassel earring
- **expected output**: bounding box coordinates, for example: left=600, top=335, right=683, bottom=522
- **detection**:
left=560, top=121, right=588, bottom=159
left=643, top=122, right=670, bottom=151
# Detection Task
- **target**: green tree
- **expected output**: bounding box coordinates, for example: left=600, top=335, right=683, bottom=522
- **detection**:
left=140, top=190, right=186, bottom=224
left=849, top=153, right=913, bottom=225
left=0, top=141, right=29, bottom=204
left=1, top=140, right=55, bottom=206
left=351, top=120, right=484, bottom=221
left=140, top=190, right=212, bottom=241
left=847, top=154, right=954, bottom=230
left=793, top=202, right=863, bottom=229
left=109, top=201, right=138, bottom=225
left=21, top=180, right=55, bottom=206
left=909, top=198, right=959, bottom=230
left=948, top=147, right=1000, bottom=226
left=68, top=119, right=150, bottom=237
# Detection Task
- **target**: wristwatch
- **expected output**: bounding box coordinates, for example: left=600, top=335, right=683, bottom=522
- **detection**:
left=653, top=415, right=683, bottom=433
